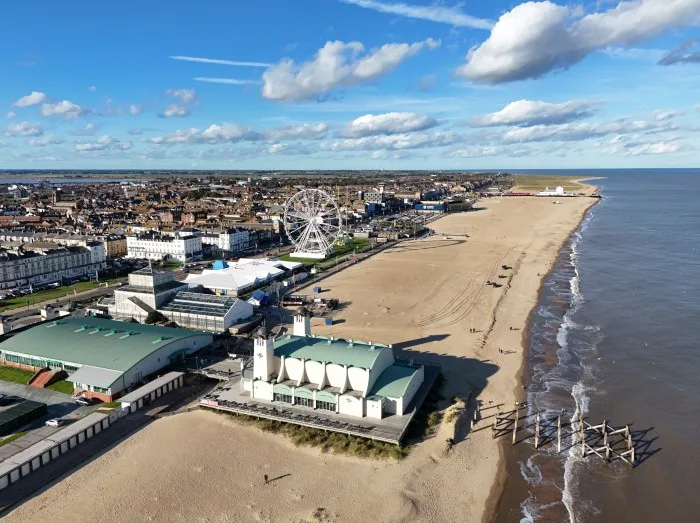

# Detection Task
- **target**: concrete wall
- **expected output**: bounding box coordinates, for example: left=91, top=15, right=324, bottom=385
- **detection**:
left=366, top=398, right=383, bottom=419
left=325, top=363, right=347, bottom=389
left=338, top=394, right=364, bottom=417
left=347, top=367, right=369, bottom=394
left=305, top=360, right=325, bottom=385
left=252, top=379, right=273, bottom=400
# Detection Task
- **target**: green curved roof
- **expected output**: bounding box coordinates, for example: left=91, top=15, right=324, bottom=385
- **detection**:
left=369, top=365, right=420, bottom=398
left=274, top=335, right=389, bottom=369
left=0, top=317, right=210, bottom=372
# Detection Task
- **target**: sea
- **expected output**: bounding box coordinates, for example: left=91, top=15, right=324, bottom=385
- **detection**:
left=495, top=169, right=700, bottom=523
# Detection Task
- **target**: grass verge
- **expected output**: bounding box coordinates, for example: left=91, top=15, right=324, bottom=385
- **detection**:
left=0, top=431, right=28, bottom=447
left=0, top=366, right=33, bottom=384
left=47, top=380, right=74, bottom=394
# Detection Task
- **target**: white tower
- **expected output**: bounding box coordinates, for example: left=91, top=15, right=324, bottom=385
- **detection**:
left=253, top=328, right=275, bottom=381
left=293, top=306, right=311, bottom=337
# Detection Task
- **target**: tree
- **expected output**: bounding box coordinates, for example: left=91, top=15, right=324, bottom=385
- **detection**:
left=145, top=310, right=167, bottom=324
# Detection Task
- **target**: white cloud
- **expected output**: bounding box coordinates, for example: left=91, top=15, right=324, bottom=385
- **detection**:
left=652, top=109, right=684, bottom=121
left=626, top=140, right=680, bottom=155
left=0, top=140, right=7, bottom=148
left=144, top=124, right=263, bottom=145
left=344, top=112, right=439, bottom=137
left=262, top=38, right=440, bottom=102
left=41, top=100, right=84, bottom=119
left=265, top=123, right=329, bottom=140
left=194, top=77, right=260, bottom=85
left=73, top=123, right=100, bottom=136
left=88, top=85, right=97, bottom=92
left=339, top=0, right=493, bottom=30
left=75, top=135, right=132, bottom=152
left=502, top=117, right=676, bottom=143
left=658, top=38, right=700, bottom=65
left=448, top=146, right=530, bottom=158
left=457, top=0, right=700, bottom=84
left=165, top=88, right=198, bottom=104
left=470, top=99, right=594, bottom=127
left=4, top=121, right=43, bottom=137
left=161, top=104, right=190, bottom=118
left=6, top=111, right=15, bottom=120
left=13, top=91, right=47, bottom=108
left=161, top=89, right=197, bottom=118
left=321, top=131, right=460, bottom=151
left=169, top=55, right=271, bottom=67
left=129, top=104, right=143, bottom=115
left=268, top=143, right=286, bottom=154
left=28, top=134, right=62, bottom=147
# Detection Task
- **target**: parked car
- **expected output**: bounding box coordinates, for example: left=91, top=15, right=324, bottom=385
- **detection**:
left=75, top=397, right=97, bottom=406
left=45, top=418, right=65, bottom=427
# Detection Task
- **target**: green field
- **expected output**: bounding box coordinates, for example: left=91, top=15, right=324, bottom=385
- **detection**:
left=0, top=279, right=121, bottom=311
left=0, top=366, right=34, bottom=384
left=511, top=175, right=598, bottom=193
left=278, top=239, right=371, bottom=266
left=0, top=365, right=73, bottom=394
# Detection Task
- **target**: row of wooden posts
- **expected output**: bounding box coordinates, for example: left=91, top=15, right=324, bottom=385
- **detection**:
left=490, top=401, right=636, bottom=467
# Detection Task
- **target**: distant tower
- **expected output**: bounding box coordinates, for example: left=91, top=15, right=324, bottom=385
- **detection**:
left=253, top=327, right=275, bottom=381
left=293, top=306, right=311, bottom=337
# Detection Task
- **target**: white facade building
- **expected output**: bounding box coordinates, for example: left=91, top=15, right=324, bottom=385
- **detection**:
left=199, top=228, right=250, bottom=255
left=109, top=267, right=186, bottom=322
left=0, top=242, right=107, bottom=290
left=126, top=233, right=202, bottom=263
left=242, top=309, right=424, bottom=419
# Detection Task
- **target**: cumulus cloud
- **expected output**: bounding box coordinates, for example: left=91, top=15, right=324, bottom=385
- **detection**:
left=262, top=38, right=440, bottom=102
left=73, top=123, right=100, bottom=136
left=161, top=89, right=198, bottom=118
left=75, top=135, right=132, bottom=152
left=339, top=0, right=493, bottom=29
left=321, top=131, right=460, bottom=151
left=265, top=123, right=329, bottom=140
left=129, top=104, right=143, bottom=115
left=6, top=111, right=15, bottom=120
left=28, top=134, right=62, bottom=147
left=470, top=99, right=594, bottom=127
left=41, top=100, right=85, bottom=119
left=161, top=104, right=190, bottom=118
left=343, top=112, right=439, bottom=137
left=13, top=91, right=47, bottom=108
left=502, top=117, right=676, bottom=143
left=658, top=39, right=700, bottom=65
left=457, top=0, right=700, bottom=84
left=144, top=124, right=263, bottom=145
left=4, top=121, right=43, bottom=137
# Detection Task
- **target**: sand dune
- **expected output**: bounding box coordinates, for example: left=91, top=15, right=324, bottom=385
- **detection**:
left=5, top=196, right=595, bottom=523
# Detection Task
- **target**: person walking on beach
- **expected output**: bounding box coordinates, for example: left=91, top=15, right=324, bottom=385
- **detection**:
left=264, top=474, right=269, bottom=484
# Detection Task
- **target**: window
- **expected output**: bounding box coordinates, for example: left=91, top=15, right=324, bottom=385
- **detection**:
left=296, top=396, right=312, bottom=407
left=94, top=386, right=109, bottom=393
left=317, top=400, right=336, bottom=412
left=273, top=393, right=292, bottom=404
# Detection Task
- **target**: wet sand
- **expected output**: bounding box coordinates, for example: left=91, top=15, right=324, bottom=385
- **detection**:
left=5, top=195, right=596, bottom=523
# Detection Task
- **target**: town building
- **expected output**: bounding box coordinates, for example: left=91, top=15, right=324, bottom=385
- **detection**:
left=159, top=291, right=254, bottom=332
left=108, top=267, right=187, bottom=323
left=0, top=242, right=106, bottom=290
left=185, top=257, right=303, bottom=296
left=242, top=309, right=425, bottom=419
left=0, top=317, right=212, bottom=402
left=126, top=232, right=202, bottom=262
left=197, top=228, right=250, bottom=256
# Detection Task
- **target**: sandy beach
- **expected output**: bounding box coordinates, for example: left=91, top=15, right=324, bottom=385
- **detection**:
left=5, top=193, right=597, bottom=523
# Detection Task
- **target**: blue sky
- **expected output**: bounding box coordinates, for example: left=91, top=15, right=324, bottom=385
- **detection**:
left=1, top=0, right=699, bottom=169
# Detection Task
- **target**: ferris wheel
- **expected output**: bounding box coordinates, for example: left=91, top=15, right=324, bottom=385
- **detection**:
left=283, top=189, right=342, bottom=259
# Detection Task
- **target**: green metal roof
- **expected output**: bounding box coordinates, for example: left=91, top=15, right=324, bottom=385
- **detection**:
left=369, top=365, right=420, bottom=398
left=0, top=317, right=209, bottom=372
left=274, top=335, right=389, bottom=369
